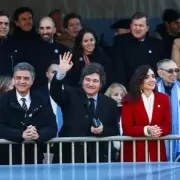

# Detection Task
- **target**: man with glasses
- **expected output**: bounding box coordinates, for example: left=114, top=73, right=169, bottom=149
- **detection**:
left=157, top=59, right=180, bottom=161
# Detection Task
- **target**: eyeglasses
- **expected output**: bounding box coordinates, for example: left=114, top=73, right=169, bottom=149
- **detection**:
left=160, top=68, right=180, bottom=74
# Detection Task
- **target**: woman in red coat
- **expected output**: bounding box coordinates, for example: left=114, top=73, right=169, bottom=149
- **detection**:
left=121, top=65, right=171, bottom=162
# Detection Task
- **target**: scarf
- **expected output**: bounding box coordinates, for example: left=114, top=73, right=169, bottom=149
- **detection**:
left=157, top=78, right=180, bottom=161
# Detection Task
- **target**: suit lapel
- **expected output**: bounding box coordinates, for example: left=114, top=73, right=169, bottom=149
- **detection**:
left=28, top=92, right=41, bottom=113
left=95, top=94, right=102, bottom=119
left=77, top=89, right=89, bottom=110
left=9, top=90, right=24, bottom=111
left=137, top=97, right=151, bottom=124
left=138, top=92, right=160, bottom=125
left=151, top=92, right=159, bottom=125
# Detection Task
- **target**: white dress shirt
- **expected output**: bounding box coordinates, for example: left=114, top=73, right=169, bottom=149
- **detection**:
left=142, top=93, right=154, bottom=136
left=16, top=91, right=31, bottom=109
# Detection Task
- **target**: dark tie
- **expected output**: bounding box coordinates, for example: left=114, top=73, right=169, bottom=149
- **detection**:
left=164, top=84, right=173, bottom=97
left=21, top=98, right=28, bottom=111
left=88, top=98, right=95, bottom=119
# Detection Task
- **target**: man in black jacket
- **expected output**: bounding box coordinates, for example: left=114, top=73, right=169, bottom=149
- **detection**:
left=0, top=11, right=24, bottom=75
left=0, top=62, right=57, bottom=164
left=113, top=12, right=165, bottom=88
left=29, top=17, right=69, bottom=89
left=50, top=52, right=119, bottom=163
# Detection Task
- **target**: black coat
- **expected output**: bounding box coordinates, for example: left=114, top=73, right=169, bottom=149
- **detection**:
left=11, top=27, right=40, bottom=62
left=29, top=40, right=69, bottom=89
left=113, top=33, right=165, bottom=88
left=65, top=48, right=114, bottom=92
left=50, top=75, right=119, bottom=163
left=0, top=89, right=57, bottom=164
left=0, top=37, right=24, bottom=76
left=154, top=23, right=180, bottom=58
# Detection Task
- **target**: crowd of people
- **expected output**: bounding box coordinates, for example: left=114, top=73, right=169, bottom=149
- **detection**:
left=0, top=7, right=180, bottom=164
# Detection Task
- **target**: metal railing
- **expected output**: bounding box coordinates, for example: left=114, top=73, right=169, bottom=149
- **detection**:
left=0, top=135, right=180, bottom=165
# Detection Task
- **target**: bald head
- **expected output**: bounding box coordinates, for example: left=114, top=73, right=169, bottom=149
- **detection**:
left=39, top=17, right=55, bottom=27
left=39, top=17, right=56, bottom=42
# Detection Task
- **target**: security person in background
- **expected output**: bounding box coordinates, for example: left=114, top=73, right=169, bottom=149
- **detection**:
left=100, top=19, right=130, bottom=59
left=111, top=18, right=131, bottom=36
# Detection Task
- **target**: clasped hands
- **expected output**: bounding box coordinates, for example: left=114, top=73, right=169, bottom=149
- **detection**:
left=147, top=125, right=162, bottom=137
left=22, top=125, right=39, bottom=140
left=91, top=124, right=103, bottom=135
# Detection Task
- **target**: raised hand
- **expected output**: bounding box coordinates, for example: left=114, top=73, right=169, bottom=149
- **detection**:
left=59, top=52, right=73, bottom=73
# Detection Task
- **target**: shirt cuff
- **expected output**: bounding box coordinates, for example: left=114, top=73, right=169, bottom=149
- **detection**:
left=144, top=126, right=151, bottom=136
left=56, top=71, right=66, bottom=80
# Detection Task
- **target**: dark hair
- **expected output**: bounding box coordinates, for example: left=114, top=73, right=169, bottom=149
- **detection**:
left=73, top=28, right=98, bottom=58
left=13, top=7, right=33, bottom=21
left=162, top=9, right=180, bottom=23
left=0, top=11, right=9, bottom=18
left=49, top=9, right=63, bottom=17
left=128, top=65, right=156, bottom=102
left=63, top=12, right=81, bottom=28
left=80, top=63, right=106, bottom=87
left=131, top=12, right=149, bottom=25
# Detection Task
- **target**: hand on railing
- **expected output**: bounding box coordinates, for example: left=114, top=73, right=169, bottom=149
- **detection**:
left=148, top=125, right=162, bottom=137
left=22, top=125, right=39, bottom=140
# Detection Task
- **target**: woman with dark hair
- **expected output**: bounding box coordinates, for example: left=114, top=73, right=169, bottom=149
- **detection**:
left=66, top=28, right=114, bottom=91
left=121, top=65, right=171, bottom=162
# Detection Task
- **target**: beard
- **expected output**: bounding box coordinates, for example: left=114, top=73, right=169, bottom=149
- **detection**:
left=41, top=34, right=53, bottom=42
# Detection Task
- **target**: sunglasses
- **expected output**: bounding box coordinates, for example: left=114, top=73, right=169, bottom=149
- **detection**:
left=160, top=68, right=180, bottom=74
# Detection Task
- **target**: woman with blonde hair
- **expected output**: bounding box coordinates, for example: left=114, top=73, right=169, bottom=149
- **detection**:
left=105, top=83, right=127, bottom=160
left=105, top=83, right=127, bottom=106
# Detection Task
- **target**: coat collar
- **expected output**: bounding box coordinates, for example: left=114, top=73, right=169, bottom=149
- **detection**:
left=78, top=89, right=103, bottom=118
left=9, top=89, right=43, bottom=113
left=138, top=91, right=162, bottom=125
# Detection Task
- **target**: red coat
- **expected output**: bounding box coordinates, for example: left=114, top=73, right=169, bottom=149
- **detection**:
left=121, top=92, right=171, bottom=162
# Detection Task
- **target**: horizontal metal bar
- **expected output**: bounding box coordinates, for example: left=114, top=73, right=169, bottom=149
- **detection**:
left=0, top=135, right=180, bottom=144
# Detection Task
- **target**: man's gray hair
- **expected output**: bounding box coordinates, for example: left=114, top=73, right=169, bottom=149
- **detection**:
left=156, top=59, right=174, bottom=69
left=13, top=62, right=35, bottom=78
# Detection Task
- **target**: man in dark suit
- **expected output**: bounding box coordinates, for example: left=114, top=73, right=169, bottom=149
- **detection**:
left=0, top=62, right=57, bottom=164
left=0, top=11, right=24, bottom=76
left=29, top=17, right=69, bottom=90
left=113, top=12, right=165, bottom=88
left=50, top=52, right=119, bottom=163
